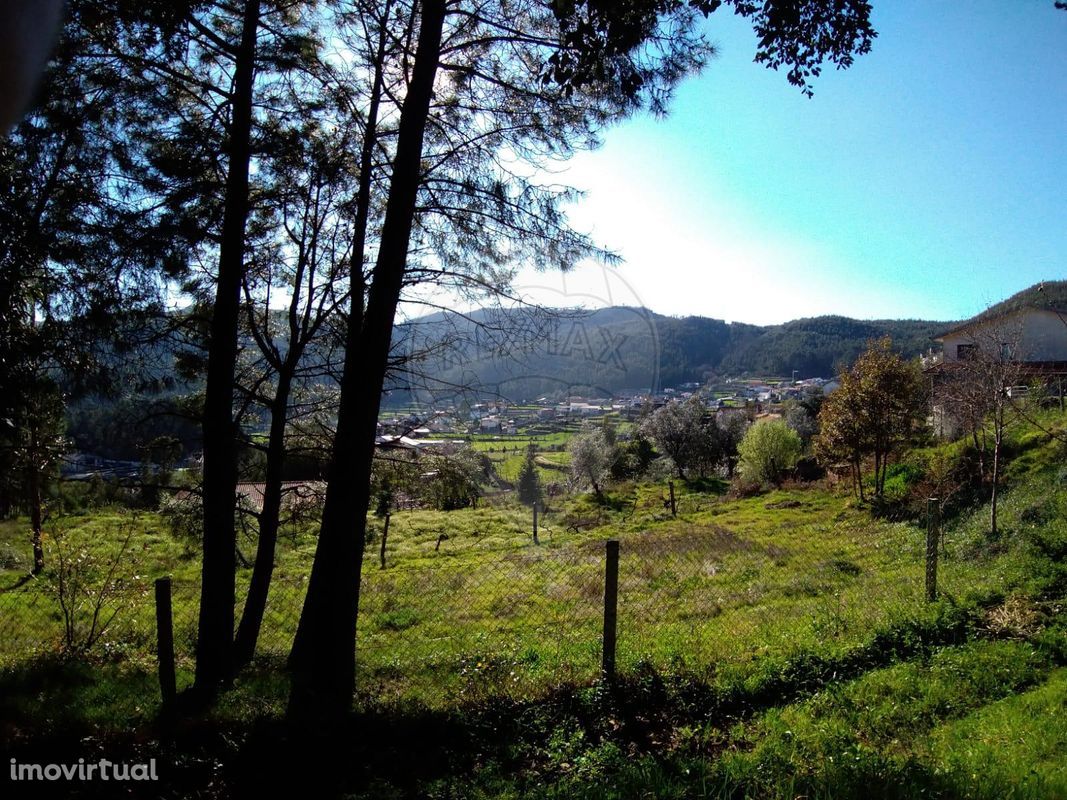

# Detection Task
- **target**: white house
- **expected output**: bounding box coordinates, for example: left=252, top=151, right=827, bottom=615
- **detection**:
left=935, top=307, right=1067, bottom=366
left=928, top=304, right=1067, bottom=438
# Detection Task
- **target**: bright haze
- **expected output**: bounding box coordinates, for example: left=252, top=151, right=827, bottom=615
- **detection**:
left=506, top=1, right=1066, bottom=326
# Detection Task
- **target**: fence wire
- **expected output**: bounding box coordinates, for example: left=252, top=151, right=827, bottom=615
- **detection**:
left=0, top=502, right=979, bottom=722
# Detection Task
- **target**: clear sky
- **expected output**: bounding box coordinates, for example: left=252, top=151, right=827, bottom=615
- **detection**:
left=508, top=1, right=1066, bottom=326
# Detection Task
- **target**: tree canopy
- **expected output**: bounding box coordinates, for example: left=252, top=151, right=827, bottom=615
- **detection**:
left=737, top=418, right=801, bottom=485
left=815, top=337, right=926, bottom=500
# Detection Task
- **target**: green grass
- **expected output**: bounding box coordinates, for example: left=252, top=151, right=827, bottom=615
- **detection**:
left=450, top=636, right=1065, bottom=800
left=922, top=667, right=1067, bottom=797
left=0, top=475, right=1041, bottom=716
left=3, top=409, right=1067, bottom=797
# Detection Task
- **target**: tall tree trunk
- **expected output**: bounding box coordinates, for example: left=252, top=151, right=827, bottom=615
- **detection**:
left=287, top=0, right=446, bottom=726
left=234, top=367, right=293, bottom=669
left=195, top=0, right=261, bottom=694
left=29, top=465, right=43, bottom=575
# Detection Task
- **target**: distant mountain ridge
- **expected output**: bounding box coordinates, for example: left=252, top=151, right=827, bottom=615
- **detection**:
left=391, top=305, right=952, bottom=403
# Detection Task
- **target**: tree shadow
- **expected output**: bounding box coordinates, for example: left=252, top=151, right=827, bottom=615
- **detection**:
left=0, top=572, right=35, bottom=593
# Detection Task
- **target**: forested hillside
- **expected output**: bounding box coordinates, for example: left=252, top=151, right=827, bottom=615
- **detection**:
left=393, top=306, right=949, bottom=402
left=64, top=305, right=949, bottom=454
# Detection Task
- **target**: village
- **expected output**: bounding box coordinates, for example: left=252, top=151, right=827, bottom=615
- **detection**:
left=375, top=376, right=839, bottom=447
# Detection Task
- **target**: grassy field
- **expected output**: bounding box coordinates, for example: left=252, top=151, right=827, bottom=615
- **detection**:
left=0, top=466, right=1052, bottom=714
left=2, top=411, right=1066, bottom=797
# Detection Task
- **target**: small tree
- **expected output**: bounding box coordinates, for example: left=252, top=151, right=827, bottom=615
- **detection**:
left=568, top=426, right=612, bottom=498
left=4, top=378, right=67, bottom=574
left=611, top=433, right=656, bottom=480
left=737, top=419, right=802, bottom=485
left=516, top=443, right=543, bottom=507
left=421, top=451, right=483, bottom=511
left=717, top=410, right=751, bottom=478
left=51, top=520, right=145, bottom=654
left=815, top=337, right=926, bottom=500
left=642, top=395, right=722, bottom=479
left=784, top=391, right=823, bottom=447
left=934, top=317, right=1025, bottom=536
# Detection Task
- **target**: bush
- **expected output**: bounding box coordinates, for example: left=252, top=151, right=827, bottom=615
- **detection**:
left=419, top=452, right=483, bottom=511
left=159, top=489, right=259, bottom=550
left=49, top=521, right=146, bottom=654
left=737, top=419, right=802, bottom=486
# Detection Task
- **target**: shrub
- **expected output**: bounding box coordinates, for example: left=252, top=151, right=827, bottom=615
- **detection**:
left=737, top=419, right=802, bottom=486
left=49, top=522, right=146, bottom=654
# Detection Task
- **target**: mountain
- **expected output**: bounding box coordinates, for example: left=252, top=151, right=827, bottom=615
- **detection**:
left=389, top=306, right=950, bottom=403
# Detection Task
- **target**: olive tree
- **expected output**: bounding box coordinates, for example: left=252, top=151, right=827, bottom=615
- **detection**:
left=568, top=426, right=613, bottom=498
left=642, top=395, right=722, bottom=479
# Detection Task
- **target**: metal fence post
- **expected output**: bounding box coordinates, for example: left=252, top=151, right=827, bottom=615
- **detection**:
left=154, top=576, right=176, bottom=706
left=602, top=539, right=619, bottom=680
left=926, top=498, right=940, bottom=602
left=668, top=480, right=677, bottom=517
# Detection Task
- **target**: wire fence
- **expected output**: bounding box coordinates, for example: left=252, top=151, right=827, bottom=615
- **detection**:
left=0, top=499, right=979, bottom=723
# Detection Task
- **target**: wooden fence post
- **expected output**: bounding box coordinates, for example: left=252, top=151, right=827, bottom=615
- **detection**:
left=668, top=480, right=677, bottom=517
left=154, top=576, right=176, bottom=707
left=533, top=502, right=539, bottom=545
left=926, top=498, right=940, bottom=602
left=602, top=539, right=620, bottom=680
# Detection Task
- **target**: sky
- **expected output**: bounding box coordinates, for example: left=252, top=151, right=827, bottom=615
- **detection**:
left=506, top=1, right=1067, bottom=326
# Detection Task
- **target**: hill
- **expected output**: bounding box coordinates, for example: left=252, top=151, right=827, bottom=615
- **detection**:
left=64, top=304, right=953, bottom=453
left=391, top=306, right=949, bottom=402
left=970, top=280, right=1067, bottom=324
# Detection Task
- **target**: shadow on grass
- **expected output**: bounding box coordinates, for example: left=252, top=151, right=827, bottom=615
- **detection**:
left=681, top=476, right=727, bottom=495
left=0, top=572, right=35, bottom=593
left=0, top=600, right=1005, bottom=799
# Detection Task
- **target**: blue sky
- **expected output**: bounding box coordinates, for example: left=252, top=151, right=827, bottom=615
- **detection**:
left=510, top=1, right=1066, bottom=326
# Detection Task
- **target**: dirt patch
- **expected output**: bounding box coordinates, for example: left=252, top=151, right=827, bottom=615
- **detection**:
left=615, top=525, right=754, bottom=559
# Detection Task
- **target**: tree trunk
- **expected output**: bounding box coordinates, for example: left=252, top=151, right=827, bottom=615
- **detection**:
left=29, top=466, right=43, bottom=575
left=379, top=513, right=390, bottom=569
left=971, top=429, right=985, bottom=481
left=195, top=0, right=261, bottom=694
left=287, top=0, right=446, bottom=727
left=234, top=367, right=293, bottom=669
left=990, top=431, right=1001, bottom=537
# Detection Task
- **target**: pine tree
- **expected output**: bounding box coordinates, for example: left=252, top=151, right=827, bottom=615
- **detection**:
left=516, top=443, right=542, bottom=507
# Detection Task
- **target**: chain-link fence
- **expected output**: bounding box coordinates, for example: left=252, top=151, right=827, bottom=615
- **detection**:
left=0, top=500, right=983, bottom=723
